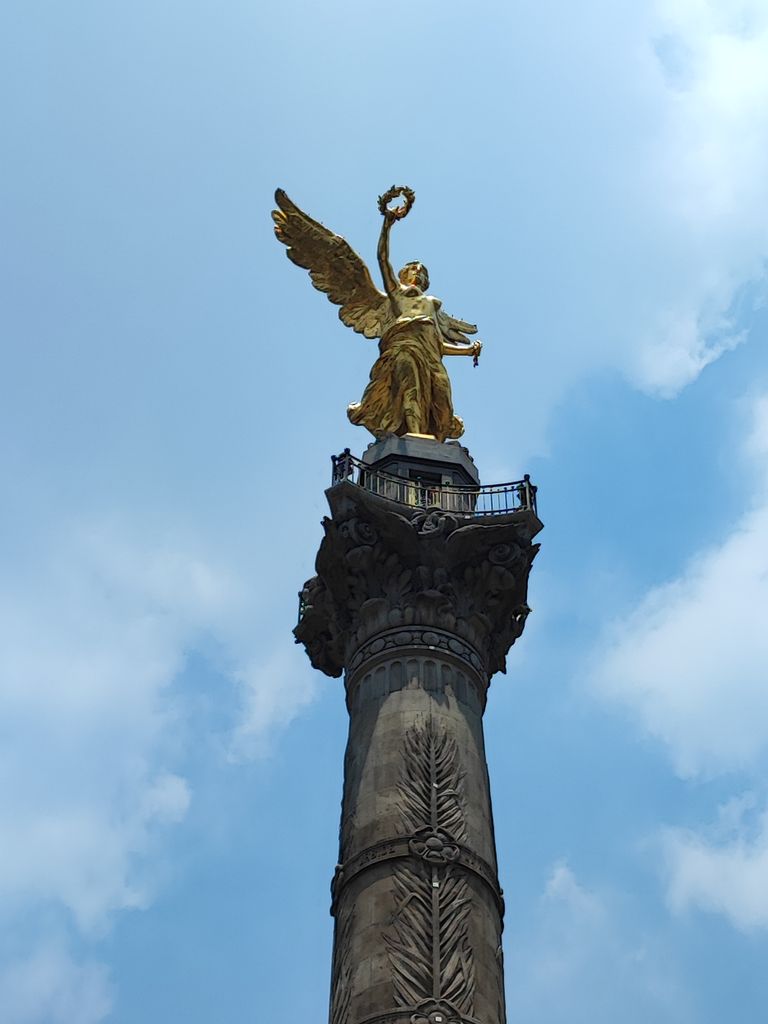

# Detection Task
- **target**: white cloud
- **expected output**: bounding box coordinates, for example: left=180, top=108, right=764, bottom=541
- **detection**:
left=624, top=0, right=768, bottom=395
left=466, top=0, right=768, bottom=462
left=0, top=946, right=111, bottom=1024
left=630, top=313, right=744, bottom=399
left=0, top=526, right=232, bottom=928
left=591, top=394, right=768, bottom=777
left=505, top=863, right=692, bottom=1023
left=0, top=519, right=318, bottom=1015
left=229, top=648, right=318, bottom=761
left=0, top=771, right=190, bottom=934
left=590, top=395, right=768, bottom=929
left=664, top=793, right=768, bottom=930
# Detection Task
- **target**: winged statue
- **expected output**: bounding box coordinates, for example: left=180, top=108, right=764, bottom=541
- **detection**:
left=272, top=186, right=482, bottom=442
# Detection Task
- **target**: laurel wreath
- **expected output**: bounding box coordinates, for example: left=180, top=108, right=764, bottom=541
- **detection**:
left=378, top=185, right=415, bottom=220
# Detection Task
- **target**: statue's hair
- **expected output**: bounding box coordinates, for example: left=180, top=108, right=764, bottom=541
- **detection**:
left=399, top=261, right=429, bottom=289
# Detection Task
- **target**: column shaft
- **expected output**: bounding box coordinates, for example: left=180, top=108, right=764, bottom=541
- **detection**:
left=330, top=638, right=505, bottom=1024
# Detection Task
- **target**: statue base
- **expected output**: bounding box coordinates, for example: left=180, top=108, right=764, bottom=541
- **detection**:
left=362, top=435, right=479, bottom=489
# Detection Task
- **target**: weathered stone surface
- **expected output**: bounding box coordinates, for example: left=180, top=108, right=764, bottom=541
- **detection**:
left=295, top=480, right=540, bottom=680
left=296, top=469, right=541, bottom=1024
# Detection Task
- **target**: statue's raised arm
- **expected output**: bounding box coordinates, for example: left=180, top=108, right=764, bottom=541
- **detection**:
left=375, top=186, right=414, bottom=297
left=272, top=186, right=483, bottom=442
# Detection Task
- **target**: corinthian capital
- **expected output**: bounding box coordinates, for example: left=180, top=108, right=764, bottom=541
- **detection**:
left=295, top=481, right=540, bottom=680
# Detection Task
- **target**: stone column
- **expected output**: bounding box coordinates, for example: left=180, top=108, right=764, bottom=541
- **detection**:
left=296, top=452, right=540, bottom=1024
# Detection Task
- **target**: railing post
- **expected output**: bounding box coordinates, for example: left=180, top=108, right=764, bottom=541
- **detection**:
left=523, top=474, right=532, bottom=512
left=331, top=449, right=354, bottom=486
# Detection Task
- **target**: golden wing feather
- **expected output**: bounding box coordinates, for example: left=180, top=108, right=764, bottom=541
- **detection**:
left=437, top=308, right=478, bottom=343
left=272, top=189, right=393, bottom=339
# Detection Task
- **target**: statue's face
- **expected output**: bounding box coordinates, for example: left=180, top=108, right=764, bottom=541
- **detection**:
left=399, top=263, right=429, bottom=291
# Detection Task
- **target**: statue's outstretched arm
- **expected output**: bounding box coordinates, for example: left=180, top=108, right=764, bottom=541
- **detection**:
left=443, top=340, right=482, bottom=358
left=377, top=215, right=399, bottom=297
left=437, top=308, right=482, bottom=363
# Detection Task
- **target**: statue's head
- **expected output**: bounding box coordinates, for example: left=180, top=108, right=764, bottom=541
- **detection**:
left=399, top=262, right=429, bottom=291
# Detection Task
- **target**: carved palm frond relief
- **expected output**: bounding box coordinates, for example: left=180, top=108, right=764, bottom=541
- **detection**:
left=385, top=862, right=434, bottom=1006
left=385, top=860, right=475, bottom=1014
left=436, top=871, right=474, bottom=1013
left=384, top=718, right=475, bottom=1015
left=432, top=727, right=466, bottom=842
left=340, top=803, right=356, bottom=860
left=330, top=903, right=355, bottom=1024
left=401, top=728, right=433, bottom=833
left=400, top=718, right=466, bottom=842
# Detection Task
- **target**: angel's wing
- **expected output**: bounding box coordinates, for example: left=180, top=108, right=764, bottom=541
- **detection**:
left=437, top=308, right=478, bottom=343
left=273, top=189, right=393, bottom=339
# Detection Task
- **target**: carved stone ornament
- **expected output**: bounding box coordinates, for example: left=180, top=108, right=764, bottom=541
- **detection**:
left=384, top=719, right=475, bottom=1018
left=404, top=716, right=464, bottom=864
left=408, top=827, right=460, bottom=865
left=348, top=627, right=484, bottom=679
left=329, top=836, right=504, bottom=917
left=294, top=481, right=540, bottom=678
left=386, top=862, right=475, bottom=1016
left=410, top=1000, right=464, bottom=1024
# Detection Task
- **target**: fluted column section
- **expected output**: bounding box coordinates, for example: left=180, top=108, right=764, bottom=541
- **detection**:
left=295, top=478, right=540, bottom=1024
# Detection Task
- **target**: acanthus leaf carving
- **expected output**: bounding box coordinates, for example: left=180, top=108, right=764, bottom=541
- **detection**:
left=295, top=480, right=540, bottom=678
left=411, top=510, right=460, bottom=537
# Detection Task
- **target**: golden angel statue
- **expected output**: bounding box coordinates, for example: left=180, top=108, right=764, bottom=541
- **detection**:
left=272, top=186, right=482, bottom=442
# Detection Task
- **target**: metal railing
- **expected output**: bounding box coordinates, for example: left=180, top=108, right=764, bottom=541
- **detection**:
left=331, top=449, right=538, bottom=517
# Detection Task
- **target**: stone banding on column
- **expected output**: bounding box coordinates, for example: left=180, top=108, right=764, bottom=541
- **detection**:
left=345, top=628, right=488, bottom=710
left=330, top=836, right=505, bottom=917
left=348, top=626, right=486, bottom=679
left=354, top=1009, right=485, bottom=1024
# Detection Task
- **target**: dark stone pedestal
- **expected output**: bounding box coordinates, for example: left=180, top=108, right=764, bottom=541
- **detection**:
left=295, top=443, right=541, bottom=1024
left=361, top=435, right=479, bottom=488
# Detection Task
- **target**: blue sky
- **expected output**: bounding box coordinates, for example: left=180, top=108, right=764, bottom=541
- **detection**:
left=2, top=1, right=768, bottom=1021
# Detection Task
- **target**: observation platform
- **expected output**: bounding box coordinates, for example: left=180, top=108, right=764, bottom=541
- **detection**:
left=330, top=436, right=539, bottom=519
left=296, top=433, right=543, bottom=679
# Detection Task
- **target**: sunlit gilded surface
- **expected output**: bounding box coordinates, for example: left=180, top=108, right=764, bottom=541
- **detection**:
left=273, top=186, right=482, bottom=442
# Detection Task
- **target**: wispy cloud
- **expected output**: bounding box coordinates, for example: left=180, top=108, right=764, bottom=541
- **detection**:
left=590, top=393, right=768, bottom=929
left=466, top=1, right=768, bottom=460
left=505, top=863, right=692, bottom=1023
left=624, top=0, right=768, bottom=396
left=0, top=946, right=111, bottom=1024
left=228, top=647, right=318, bottom=761
left=0, top=520, right=317, bottom=1014
left=590, top=393, right=768, bottom=777
left=663, top=792, right=768, bottom=930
